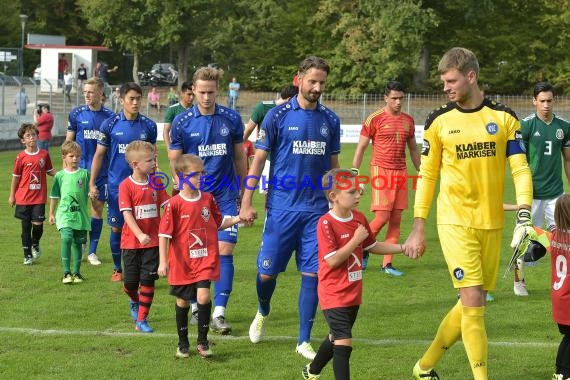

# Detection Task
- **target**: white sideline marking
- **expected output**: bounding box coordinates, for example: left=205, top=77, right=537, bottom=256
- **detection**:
left=0, top=326, right=557, bottom=347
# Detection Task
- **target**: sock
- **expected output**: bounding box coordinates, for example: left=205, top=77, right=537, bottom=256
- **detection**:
left=310, top=336, right=334, bottom=375
left=71, top=241, right=82, bottom=274
left=123, top=284, right=139, bottom=303
left=462, top=305, right=487, bottom=380
left=332, top=344, right=352, bottom=380
left=21, top=219, right=32, bottom=258
left=420, top=300, right=462, bottom=369
left=60, top=229, right=73, bottom=273
left=556, top=333, right=570, bottom=376
left=212, top=306, right=225, bottom=319
left=138, top=284, right=155, bottom=321
left=214, top=255, right=234, bottom=310
left=175, top=304, right=190, bottom=348
left=197, top=301, right=212, bottom=345
left=257, top=274, right=276, bottom=316
left=382, top=211, right=401, bottom=268
left=89, top=218, right=103, bottom=254
left=31, top=223, right=43, bottom=246
left=298, top=275, right=318, bottom=344
left=110, top=230, right=122, bottom=271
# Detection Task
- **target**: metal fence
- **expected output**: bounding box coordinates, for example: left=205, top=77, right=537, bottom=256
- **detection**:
left=2, top=76, right=570, bottom=142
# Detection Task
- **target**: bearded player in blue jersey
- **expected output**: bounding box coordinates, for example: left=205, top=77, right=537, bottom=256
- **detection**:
left=240, top=56, right=341, bottom=360
left=89, top=82, right=158, bottom=282
left=67, top=77, right=115, bottom=267
left=168, top=66, right=247, bottom=335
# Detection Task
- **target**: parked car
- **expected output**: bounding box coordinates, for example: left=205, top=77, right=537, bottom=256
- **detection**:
left=138, top=63, right=178, bottom=87
left=33, top=65, right=41, bottom=84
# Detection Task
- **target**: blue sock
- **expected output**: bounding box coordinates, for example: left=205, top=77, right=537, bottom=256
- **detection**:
left=298, top=275, right=318, bottom=344
left=257, top=274, right=276, bottom=316
left=89, top=218, right=103, bottom=254
left=214, top=255, right=234, bottom=307
left=110, top=230, right=122, bottom=271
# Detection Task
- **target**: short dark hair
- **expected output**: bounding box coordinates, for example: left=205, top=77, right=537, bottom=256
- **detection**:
left=120, top=82, right=142, bottom=97
left=18, top=123, right=38, bottom=140
left=280, top=85, right=298, bottom=100
left=181, top=81, right=192, bottom=92
left=298, top=56, right=330, bottom=76
left=384, top=81, right=405, bottom=96
left=533, top=82, right=554, bottom=98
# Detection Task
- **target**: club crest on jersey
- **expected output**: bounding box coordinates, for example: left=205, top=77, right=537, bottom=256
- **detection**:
left=39, top=158, right=46, bottom=168
left=261, top=258, right=271, bottom=269
left=421, top=139, right=430, bottom=156
left=257, top=129, right=266, bottom=142
left=485, top=122, right=498, bottom=135
left=556, top=129, right=564, bottom=140
left=201, top=206, right=210, bottom=222
left=453, top=267, right=465, bottom=281
left=220, top=125, right=230, bottom=137
left=152, top=190, right=158, bottom=202
left=77, top=178, right=85, bottom=188
left=320, top=125, right=329, bottom=137
left=140, top=132, right=147, bottom=140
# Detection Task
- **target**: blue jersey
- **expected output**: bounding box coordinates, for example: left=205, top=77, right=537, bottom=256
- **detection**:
left=169, top=104, right=244, bottom=202
left=68, top=105, right=115, bottom=181
left=98, top=112, right=157, bottom=189
left=256, top=95, right=341, bottom=212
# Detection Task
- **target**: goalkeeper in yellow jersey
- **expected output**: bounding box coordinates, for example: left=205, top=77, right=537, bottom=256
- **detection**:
left=405, top=47, right=533, bottom=380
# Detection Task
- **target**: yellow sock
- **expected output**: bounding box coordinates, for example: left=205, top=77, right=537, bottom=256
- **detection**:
left=462, top=305, right=488, bottom=380
left=420, top=300, right=462, bottom=370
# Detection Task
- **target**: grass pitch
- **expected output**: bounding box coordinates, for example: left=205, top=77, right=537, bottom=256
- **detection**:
left=0, top=142, right=560, bottom=379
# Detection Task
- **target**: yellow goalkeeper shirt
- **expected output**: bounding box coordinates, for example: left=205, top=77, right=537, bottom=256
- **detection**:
left=415, top=98, right=533, bottom=229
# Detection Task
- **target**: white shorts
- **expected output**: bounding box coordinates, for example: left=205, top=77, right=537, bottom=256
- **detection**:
left=531, top=198, right=558, bottom=229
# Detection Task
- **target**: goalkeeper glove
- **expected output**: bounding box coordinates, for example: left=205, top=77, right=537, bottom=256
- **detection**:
left=510, top=209, right=533, bottom=249
left=350, top=168, right=359, bottom=176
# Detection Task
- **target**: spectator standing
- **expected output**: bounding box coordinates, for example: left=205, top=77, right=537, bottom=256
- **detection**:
left=67, top=77, right=116, bottom=266
left=240, top=56, right=341, bottom=360
left=513, top=81, right=570, bottom=296
left=14, top=87, right=29, bottom=115
left=34, top=104, right=54, bottom=151
left=228, top=77, right=240, bottom=109
left=351, top=80, right=420, bottom=275
left=64, top=70, right=73, bottom=102
left=77, top=63, right=88, bottom=91
left=58, top=54, right=68, bottom=88
left=147, top=87, right=161, bottom=112
left=111, top=87, right=121, bottom=113
left=89, top=82, right=157, bottom=281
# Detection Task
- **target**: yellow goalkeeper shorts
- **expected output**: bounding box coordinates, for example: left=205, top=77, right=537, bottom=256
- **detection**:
left=437, top=225, right=502, bottom=291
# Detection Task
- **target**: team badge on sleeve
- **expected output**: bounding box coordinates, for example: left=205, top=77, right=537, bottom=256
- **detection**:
left=421, top=139, right=430, bottom=156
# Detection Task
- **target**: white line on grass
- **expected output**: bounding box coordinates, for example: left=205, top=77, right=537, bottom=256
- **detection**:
left=0, top=326, right=557, bottom=347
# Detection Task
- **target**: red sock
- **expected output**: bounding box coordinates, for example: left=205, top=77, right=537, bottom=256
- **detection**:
left=138, top=285, right=155, bottom=322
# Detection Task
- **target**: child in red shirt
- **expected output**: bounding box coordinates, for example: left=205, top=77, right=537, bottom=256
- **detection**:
left=158, top=154, right=240, bottom=358
left=119, top=141, right=169, bottom=333
left=9, top=123, right=55, bottom=265
left=303, top=168, right=406, bottom=380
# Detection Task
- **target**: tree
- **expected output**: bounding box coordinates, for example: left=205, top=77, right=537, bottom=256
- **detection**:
left=78, top=0, right=161, bottom=83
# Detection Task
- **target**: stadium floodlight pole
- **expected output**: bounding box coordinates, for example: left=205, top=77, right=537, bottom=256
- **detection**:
left=19, top=14, right=28, bottom=78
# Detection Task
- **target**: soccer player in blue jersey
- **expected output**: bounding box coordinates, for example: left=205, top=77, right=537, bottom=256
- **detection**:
left=67, top=77, right=115, bottom=266
left=239, top=56, right=341, bottom=360
left=89, top=82, right=158, bottom=282
left=168, top=66, right=247, bottom=335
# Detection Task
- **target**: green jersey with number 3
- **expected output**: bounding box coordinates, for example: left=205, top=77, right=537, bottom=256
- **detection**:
left=521, top=113, right=570, bottom=199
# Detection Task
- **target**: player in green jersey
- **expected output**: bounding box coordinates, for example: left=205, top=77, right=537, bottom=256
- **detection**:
left=514, top=82, right=570, bottom=296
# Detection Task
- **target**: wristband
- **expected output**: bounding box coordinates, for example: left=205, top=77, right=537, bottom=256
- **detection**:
left=350, top=168, right=359, bottom=176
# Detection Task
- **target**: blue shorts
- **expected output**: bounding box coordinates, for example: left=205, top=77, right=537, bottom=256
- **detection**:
left=217, top=199, right=238, bottom=244
left=106, top=188, right=124, bottom=228
left=257, top=208, right=321, bottom=275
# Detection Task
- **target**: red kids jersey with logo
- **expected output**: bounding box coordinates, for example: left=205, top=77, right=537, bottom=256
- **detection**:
left=12, top=149, right=54, bottom=205
left=119, top=176, right=170, bottom=249
left=360, top=108, right=415, bottom=170
left=551, top=229, right=570, bottom=326
left=158, top=192, right=223, bottom=285
left=317, top=209, right=377, bottom=310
